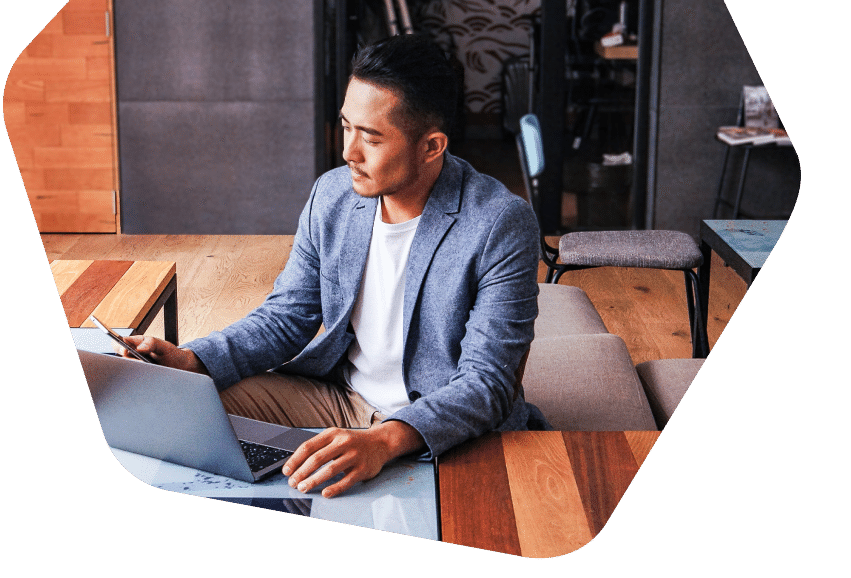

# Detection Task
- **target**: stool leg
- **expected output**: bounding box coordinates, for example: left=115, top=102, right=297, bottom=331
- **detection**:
left=698, top=240, right=711, bottom=347
left=732, top=145, right=751, bottom=219
left=684, top=269, right=708, bottom=358
left=683, top=269, right=696, bottom=350
left=713, top=145, right=733, bottom=218
left=540, top=236, right=560, bottom=284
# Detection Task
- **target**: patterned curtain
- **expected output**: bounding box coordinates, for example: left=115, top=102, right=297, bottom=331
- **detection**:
left=415, top=0, right=541, bottom=118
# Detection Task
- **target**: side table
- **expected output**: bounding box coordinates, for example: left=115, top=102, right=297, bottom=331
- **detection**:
left=713, top=140, right=793, bottom=220
left=109, top=444, right=438, bottom=540
left=50, top=259, right=178, bottom=344
left=698, top=219, right=786, bottom=344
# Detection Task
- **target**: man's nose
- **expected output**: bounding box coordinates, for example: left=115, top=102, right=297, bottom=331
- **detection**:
left=342, top=133, right=362, bottom=164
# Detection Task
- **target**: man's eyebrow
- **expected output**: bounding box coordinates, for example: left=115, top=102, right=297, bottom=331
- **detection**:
left=339, top=112, right=384, bottom=137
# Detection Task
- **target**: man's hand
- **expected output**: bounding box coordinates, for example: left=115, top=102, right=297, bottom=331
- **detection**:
left=282, top=420, right=424, bottom=498
left=114, top=336, right=208, bottom=374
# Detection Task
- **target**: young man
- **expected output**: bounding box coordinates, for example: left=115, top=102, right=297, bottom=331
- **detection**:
left=119, top=34, right=545, bottom=498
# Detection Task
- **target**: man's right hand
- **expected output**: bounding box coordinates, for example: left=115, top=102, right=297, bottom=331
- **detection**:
left=115, top=336, right=208, bottom=375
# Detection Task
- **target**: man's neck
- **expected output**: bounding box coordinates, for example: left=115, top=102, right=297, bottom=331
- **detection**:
left=380, top=156, right=444, bottom=224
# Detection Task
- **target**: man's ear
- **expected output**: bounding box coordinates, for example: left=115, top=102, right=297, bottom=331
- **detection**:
left=422, top=130, right=448, bottom=163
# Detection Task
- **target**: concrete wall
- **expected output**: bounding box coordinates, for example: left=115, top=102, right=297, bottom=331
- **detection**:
left=115, top=0, right=318, bottom=234
left=651, top=0, right=800, bottom=236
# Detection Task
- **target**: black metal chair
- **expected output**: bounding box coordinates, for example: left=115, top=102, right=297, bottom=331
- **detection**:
left=516, top=114, right=709, bottom=358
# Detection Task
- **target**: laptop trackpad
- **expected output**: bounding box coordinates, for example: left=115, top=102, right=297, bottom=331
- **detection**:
left=228, top=414, right=316, bottom=450
left=265, top=429, right=316, bottom=450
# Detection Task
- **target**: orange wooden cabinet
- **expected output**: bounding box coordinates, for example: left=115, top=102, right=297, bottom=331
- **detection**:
left=3, top=0, right=119, bottom=233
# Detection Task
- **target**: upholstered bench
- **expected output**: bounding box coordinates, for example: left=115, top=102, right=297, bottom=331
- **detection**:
left=534, top=283, right=609, bottom=336
left=525, top=283, right=701, bottom=431
left=524, top=334, right=657, bottom=431
left=635, top=358, right=705, bottom=428
left=526, top=284, right=657, bottom=430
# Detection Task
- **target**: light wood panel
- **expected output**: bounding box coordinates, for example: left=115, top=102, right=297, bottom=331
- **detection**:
left=40, top=235, right=297, bottom=343
left=48, top=258, right=175, bottom=331
left=49, top=258, right=93, bottom=294
left=4, top=0, right=118, bottom=232
left=501, top=431, right=592, bottom=558
left=84, top=261, right=176, bottom=328
left=624, top=430, right=659, bottom=466
left=594, top=41, right=639, bottom=60
left=55, top=259, right=133, bottom=326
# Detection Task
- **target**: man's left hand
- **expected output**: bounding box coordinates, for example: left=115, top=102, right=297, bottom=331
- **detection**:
left=282, top=420, right=424, bottom=498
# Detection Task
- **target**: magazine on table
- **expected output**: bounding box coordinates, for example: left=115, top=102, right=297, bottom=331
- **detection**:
left=716, top=126, right=790, bottom=146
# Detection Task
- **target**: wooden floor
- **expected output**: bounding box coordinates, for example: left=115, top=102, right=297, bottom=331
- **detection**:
left=40, top=233, right=747, bottom=365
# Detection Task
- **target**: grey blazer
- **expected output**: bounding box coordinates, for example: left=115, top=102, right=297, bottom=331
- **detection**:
left=185, top=153, right=542, bottom=458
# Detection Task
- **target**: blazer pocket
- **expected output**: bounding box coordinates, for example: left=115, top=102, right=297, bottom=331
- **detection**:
left=319, top=263, right=340, bottom=286
left=319, top=268, right=344, bottom=321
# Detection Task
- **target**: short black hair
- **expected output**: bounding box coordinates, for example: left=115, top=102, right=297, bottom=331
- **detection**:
left=350, top=34, right=458, bottom=141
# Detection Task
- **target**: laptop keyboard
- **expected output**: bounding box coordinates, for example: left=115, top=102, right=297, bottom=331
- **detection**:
left=239, top=440, right=293, bottom=473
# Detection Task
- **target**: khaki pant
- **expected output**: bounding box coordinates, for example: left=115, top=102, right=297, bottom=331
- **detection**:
left=220, top=370, right=387, bottom=429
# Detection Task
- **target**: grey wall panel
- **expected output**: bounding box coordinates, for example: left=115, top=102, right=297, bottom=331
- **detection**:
left=118, top=101, right=314, bottom=234
left=655, top=107, right=730, bottom=229
left=651, top=0, right=800, bottom=235
left=115, top=0, right=314, bottom=103
left=115, top=0, right=318, bottom=234
left=659, top=0, right=758, bottom=107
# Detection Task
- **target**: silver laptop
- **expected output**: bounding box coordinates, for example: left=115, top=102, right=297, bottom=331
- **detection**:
left=77, top=349, right=316, bottom=483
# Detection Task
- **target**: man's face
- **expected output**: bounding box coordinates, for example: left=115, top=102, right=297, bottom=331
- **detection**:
left=340, top=78, right=423, bottom=200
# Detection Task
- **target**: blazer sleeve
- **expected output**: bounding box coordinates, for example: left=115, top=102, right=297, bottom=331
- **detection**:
left=388, top=197, right=540, bottom=458
left=182, top=179, right=326, bottom=391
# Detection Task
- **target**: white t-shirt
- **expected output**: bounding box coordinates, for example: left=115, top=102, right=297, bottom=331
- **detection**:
left=344, top=200, right=420, bottom=415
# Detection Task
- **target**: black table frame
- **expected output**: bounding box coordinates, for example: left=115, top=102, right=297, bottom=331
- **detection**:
left=130, top=275, right=178, bottom=345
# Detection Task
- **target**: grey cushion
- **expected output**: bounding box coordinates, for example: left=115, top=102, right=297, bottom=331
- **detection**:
left=558, top=230, right=703, bottom=269
left=535, top=284, right=609, bottom=338
left=523, top=334, right=657, bottom=431
left=635, top=358, right=705, bottom=428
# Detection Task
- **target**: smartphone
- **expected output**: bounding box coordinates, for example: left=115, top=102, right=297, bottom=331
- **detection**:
left=89, top=314, right=154, bottom=363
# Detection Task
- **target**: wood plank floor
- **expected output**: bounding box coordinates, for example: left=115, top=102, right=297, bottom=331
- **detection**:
left=40, top=233, right=747, bottom=365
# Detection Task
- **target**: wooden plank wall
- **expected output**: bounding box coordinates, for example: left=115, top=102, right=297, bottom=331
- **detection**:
left=4, top=0, right=118, bottom=233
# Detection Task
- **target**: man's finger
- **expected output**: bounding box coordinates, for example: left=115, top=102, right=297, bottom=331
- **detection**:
left=282, top=429, right=339, bottom=476
left=134, top=336, right=158, bottom=353
left=292, top=460, right=341, bottom=494
left=114, top=335, right=141, bottom=356
left=321, top=477, right=355, bottom=499
left=287, top=442, right=343, bottom=489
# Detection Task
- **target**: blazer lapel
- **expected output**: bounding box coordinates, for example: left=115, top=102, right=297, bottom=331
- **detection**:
left=402, top=155, right=463, bottom=342
left=339, top=194, right=378, bottom=308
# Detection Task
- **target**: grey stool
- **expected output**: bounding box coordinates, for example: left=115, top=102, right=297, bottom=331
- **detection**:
left=517, top=113, right=709, bottom=358
left=548, top=229, right=706, bottom=358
